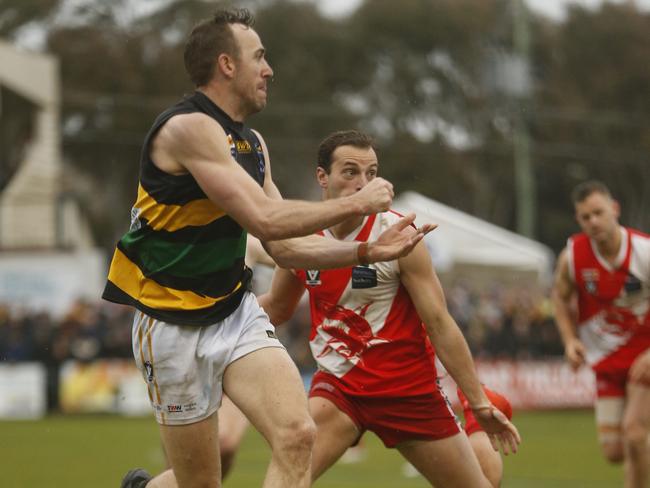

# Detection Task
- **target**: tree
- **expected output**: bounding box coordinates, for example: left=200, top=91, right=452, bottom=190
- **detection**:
left=2, top=0, right=649, bottom=255
left=532, top=2, right=650, bottom=250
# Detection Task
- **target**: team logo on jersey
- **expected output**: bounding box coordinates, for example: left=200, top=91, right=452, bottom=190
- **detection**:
left=581, top=268, right=599, bottom=295
left=235, top=140, right=252, bottom=153
left=144, top=361, right=154, bottom=383
left=316, top=302, right=388, bottom=364
left=306, top=270, right=321, bottom=286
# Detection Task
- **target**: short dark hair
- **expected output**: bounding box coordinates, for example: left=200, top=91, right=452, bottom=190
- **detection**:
left=184, top=8, right=255, bottom=87
left=317, top=130, right=376, bottom=172
left=571, top=180, right=612, bottom=204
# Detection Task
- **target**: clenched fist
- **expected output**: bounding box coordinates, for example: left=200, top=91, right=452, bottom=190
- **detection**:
left=351, top=177, right=394, bottom=214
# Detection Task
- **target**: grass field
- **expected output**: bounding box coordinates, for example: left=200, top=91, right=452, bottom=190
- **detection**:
left=1, top=410, right=622, bottom=487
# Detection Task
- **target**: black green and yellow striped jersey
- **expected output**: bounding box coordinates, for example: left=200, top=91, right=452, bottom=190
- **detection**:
left=102, top=91, right=266, bottom=326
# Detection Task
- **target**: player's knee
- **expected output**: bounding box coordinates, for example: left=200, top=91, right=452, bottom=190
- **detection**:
left=601, top=441, right=624, bottom=464
left=290, top=417, right=317, bottom=451
left=273, top=417, right=317, bottom=454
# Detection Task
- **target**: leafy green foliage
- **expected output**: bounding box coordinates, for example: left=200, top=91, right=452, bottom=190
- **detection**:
left=1, top=0, right=649, bottom=252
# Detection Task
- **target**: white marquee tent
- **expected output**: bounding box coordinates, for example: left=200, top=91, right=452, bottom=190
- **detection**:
left=393, top=191, right=556, bottom=286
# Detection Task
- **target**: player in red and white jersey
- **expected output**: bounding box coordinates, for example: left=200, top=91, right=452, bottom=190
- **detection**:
left=553, top=180, right=650, bottom=488
left=258, top=130, right=520, bottom=487
left=295, top=210, right=443, bottom=399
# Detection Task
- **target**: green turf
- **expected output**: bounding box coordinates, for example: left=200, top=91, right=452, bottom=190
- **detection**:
left=0, top=410, right=623, bottom=487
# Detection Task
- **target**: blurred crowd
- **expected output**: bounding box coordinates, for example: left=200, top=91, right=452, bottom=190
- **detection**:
left=0, top=300, right=133, bottom=364
left=0, top=279, right=564, bottom=412
left=0, top=282, right=563, bottom=369
left=445, top=281, right=564, bottom=360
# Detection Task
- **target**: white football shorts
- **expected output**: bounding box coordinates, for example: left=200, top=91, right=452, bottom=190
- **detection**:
left=131, top=292, right=284, bottom=425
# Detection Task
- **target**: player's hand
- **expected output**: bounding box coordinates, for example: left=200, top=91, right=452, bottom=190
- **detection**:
left=564, top=337, right=586, bottom=370
left=367, top=213, right=436, bottom=263
left=629, top=349, right=650, bottom=385
left=473, top=405, right=521, bottom=456
left=351, top=178, right=394, bottom=214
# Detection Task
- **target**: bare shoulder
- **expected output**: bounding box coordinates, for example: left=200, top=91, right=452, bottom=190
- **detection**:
left=151, top=112, right=230, bottom=173
left=159, top=112, right=226, bottom=148
left=398, top=238, right=432, bottom=275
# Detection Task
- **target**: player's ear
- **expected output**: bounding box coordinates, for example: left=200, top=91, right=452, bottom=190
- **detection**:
left=216, top=53, right=236, bottom=79
left=316, top=166, right=328, bottom=189
left=612, top=199, right=621, bottom=219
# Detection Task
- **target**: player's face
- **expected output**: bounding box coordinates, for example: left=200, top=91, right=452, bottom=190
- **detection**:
left=318, top=145, right=379, bottom=200
left=574, top=191, right=620, bottom=243
left=231, top=24, right=273, bottom=115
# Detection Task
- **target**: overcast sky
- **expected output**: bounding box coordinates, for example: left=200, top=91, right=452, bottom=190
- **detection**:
left=312, top=0, right=650, bottom=20
left=11, top=0, right=650, bottom=51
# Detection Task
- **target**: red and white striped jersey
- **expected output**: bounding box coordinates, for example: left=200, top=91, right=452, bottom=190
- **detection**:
left=567, top=227, right=650, bottom=372
left=295, top=211, right=439, bottom=398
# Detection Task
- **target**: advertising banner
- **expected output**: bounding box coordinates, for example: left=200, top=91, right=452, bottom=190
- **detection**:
left=59, top=359, right=150, bottom=415
left=0, top=363, right=46, bottom=419
left=440, top=359, right=595, bottom=409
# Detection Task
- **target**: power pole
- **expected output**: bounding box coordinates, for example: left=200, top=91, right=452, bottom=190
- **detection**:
left=512, top=0, right=536, bottom=238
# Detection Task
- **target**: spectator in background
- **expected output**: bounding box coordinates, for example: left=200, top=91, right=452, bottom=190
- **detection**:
left=0, top=284, right=564, bottom=368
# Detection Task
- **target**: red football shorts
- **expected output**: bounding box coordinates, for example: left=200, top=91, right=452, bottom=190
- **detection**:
left=593, top=340, right=650, bottom=396
left=309, top=371, right=461, bottom=448
left=594, top=368, right=645, bottom=398
left=594, top=346, right=650, bottom=397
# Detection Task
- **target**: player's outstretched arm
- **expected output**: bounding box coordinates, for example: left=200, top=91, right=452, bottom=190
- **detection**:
left=399, top=242, right=521, bottom=455
left=264, top=213, right=436, bottom=270
left=552, top=249, right=586, bottom=370
left=256, top=267, right=305, bottom=326
left=158, top=114, right=395, bottom=241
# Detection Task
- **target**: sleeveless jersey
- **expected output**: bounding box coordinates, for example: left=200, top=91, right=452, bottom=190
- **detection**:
left=102, top=91, right=266, bottom=326
left=567, top=227, right=650, bottom=372
left=295, top=211, right=439, bottom=398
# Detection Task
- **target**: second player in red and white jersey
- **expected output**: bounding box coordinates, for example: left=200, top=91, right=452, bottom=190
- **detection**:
left=295, top=210, right=439, bottom=398
left=567, top=226, right=650, bottom=375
